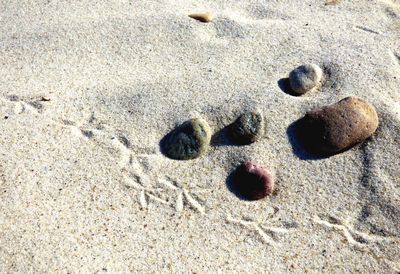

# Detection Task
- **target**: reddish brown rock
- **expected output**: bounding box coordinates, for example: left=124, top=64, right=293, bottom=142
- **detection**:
left=232, top=161, right=274, bottom=200
left=301, top=96, right=379, bottom=154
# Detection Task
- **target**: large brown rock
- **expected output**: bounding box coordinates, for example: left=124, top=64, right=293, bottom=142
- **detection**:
left=301, top=96, right=379, bottom=154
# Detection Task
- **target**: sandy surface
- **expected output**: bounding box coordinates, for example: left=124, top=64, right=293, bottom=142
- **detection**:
left=1, top=0, right=399, bottom=273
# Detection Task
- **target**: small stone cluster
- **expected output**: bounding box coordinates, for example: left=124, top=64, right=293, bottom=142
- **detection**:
left=160, top=53, right=379, bottom=201
left=162, top=110, right=273, bottom=200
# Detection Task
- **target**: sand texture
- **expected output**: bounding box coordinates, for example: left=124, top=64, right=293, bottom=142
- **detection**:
left=1, top=0, right=399, bottom=273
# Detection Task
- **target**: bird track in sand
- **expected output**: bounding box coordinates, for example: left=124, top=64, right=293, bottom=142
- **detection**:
left=313, top=215, right=399, bottom=247
left=1, top=95, right=157, bottom=160
left=353, top=26, right=381, bottom=35
left=314, top=214, right=400, bottom=272
left=2, top=95, right=207, bottom=214
left=3, top=96, right=396, bottom=249
left=226, top=208, right=294, bottom=246
left=1, top=95, right=46, bottom=115
left=123, top=172, right=207, bottom=215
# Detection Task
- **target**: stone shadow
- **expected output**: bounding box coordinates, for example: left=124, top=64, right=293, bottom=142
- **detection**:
left=225, top=166, right=251, bottom=201
left=211, top=124, right=241, bottom=147
left=277, top=78, right=300, bottom=97
left=286, top=117, right=332, bottom=160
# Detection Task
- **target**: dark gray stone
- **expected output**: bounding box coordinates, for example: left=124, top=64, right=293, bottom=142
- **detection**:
left=230, top=111, right=264, bottom=145
left=163, top=118, right=211, bottom=160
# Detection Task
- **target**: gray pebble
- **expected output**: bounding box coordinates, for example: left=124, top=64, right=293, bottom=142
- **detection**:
left=230, top=111, right=264, bottom=145
left=289, top=64, right=323, bottom=95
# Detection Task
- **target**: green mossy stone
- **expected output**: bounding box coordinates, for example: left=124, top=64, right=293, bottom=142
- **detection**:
left=164, top=118, right=211, bottom=160
left=230, top=111, right=264, bottom=145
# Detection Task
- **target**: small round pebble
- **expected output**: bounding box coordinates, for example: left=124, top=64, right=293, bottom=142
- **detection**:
left=188, top=12, right=214, bottom=23
left=163, top=118, right=211, bottom=160
left=289, top=64, right=323, bottom=95
left=230, top=111, right=264, bottom=145
left=302, top=96, right=379, bottom=154
left=232, top=161, right=274, bottom=200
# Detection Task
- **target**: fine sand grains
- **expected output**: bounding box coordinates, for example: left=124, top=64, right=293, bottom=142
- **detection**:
left=0, top=0, right=399, bottom=273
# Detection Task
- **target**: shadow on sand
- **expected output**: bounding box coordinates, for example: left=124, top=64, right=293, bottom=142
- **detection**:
left=286, top=117, right=332, bottom=160
left=278, top=78, right=300, bottom=97
left=225, top=166, right=252, bottom=201
left=210, top=124, right=242, bottom=147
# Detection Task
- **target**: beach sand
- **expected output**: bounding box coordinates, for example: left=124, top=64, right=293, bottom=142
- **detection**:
left=0, top=0, right=399, bottom=272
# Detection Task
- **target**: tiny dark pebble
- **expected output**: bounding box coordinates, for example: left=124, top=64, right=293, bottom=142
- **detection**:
left=230, top=111, right=264, bottom=145
left=163, top=118, right=211, bottom=160
left=232, top=161, right=274, bottom=200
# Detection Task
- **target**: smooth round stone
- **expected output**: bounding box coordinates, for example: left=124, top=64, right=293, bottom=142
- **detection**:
left=230, top=111, right=264, bottom=145
left=289, top=64, right=323, bottom=95
left=302, top=96, right=379, bottom=154
left=232, top=161, right=274, bottom=200
left=163, top=118, right=211, bottom=160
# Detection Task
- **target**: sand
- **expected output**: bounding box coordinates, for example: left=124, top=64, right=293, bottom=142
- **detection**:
left=0, top=0, right=399, bottom=273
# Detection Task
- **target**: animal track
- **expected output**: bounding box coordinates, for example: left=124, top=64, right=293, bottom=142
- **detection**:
left=313, top=215, right=398, bottom=246
left=1, top=95, right=47, bottom=115
left=58, top=112, right=158, bottom=169
left=124, top=175, right=169, bottom=209
left=157, top=176, right=207, bottom=214
left=2, top=96, right=205, bottom=215
left=390, top=50, right=400, bottom=68
left=2, top=96, right=159, bottom=175
left=122, top=168, right=207, bottom=215
left=227, top=208, right=293, bottom=246
left=164, top=178, right=205, bottom=214
left=354, top=26, right=380, bottom=35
